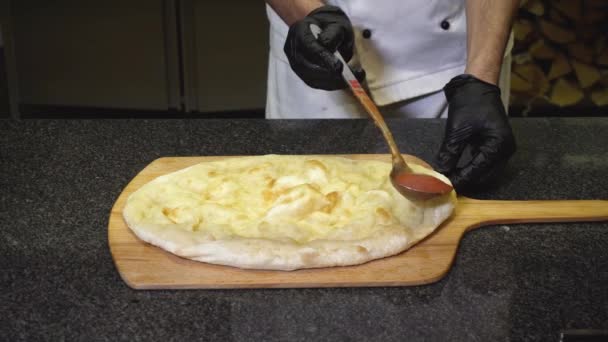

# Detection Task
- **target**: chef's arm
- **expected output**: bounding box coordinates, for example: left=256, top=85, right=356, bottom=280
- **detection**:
left=436, top=0, right=519, bottom=192
left=265, top=0, right=324, bottom=25
left=464, top=0, right=520, bottom=85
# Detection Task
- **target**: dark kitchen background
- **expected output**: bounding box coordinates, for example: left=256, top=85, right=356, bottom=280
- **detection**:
left=0, top=0, right=607, bottom=119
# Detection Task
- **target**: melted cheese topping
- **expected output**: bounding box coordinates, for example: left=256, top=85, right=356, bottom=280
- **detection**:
left=125, top=155, right=452, bottom=244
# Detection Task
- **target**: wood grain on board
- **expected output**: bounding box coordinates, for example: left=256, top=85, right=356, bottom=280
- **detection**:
left=108, top=155, right=608, bottom=289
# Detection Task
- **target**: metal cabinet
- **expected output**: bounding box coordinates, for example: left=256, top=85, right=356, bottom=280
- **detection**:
left=181, top=0, right=268, bottom=113
left=11, top=0, right=178, bottom=111
left=7, top=0, right=269, bottom=115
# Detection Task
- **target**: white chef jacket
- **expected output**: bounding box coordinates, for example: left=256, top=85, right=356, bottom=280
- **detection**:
left=265, top=0, right=512, bottom=119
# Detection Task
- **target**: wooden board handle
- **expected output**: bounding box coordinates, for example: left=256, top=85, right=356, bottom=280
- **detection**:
left=458, top=197, right=608, bottom=231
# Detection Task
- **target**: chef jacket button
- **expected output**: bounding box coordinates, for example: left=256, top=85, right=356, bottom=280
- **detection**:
left=440, top=20, right=450, bottom=30
left=362, top=29, right=372, bottom=39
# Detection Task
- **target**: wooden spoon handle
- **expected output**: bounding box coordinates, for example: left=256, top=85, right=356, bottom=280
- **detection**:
left=351, top=84, right=406, bottom=168
left=458, top=197, right=608, bottom=231
left=309, top=24, right=407, bottom=169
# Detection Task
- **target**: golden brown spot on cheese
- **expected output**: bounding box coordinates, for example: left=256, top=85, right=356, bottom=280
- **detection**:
left=276, top=184, right=321, bottom=205
left=262, top=189, right=277, bottom=202
left=356, top=246, right=368, bottom=253
left=274, top=187, right=291, bottom=197
left=247, top=162, right=272, bottom=174
left=326, top=191, right=338, bottom=203
left=321, top=191, right=339, bottom=213
left=191, top=217, right=202, bottom=232
left=277, top=193, right=296, bottom=204
left=305, top=159, right=328, bottom=172
left=375, top=208, right=391, bottom=221
left=300, top=250, right=320, bottom=264
left=267, top=177, right=276, bottom=187
left=207, top=171, right=217, bottom=177
left=162, top=207, right=179, bottom=223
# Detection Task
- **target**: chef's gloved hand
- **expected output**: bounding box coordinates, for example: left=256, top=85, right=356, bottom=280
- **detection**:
left=284, top=5, right=364, bottom=90
left=435, top=74, right=516, bottom=193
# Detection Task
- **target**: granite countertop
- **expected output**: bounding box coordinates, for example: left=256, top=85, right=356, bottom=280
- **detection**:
left=1, top=117, right=607, bottom=341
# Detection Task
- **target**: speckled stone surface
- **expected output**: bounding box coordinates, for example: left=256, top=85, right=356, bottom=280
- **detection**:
left=1, top=118, right=607, bottom=341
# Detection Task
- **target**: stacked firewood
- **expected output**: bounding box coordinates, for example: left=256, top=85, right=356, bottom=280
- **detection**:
left=511, top=0, right=608, bottom=114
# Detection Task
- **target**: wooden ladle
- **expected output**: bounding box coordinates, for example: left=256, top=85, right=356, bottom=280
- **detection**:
left=311, top=24, right=453, bottom=201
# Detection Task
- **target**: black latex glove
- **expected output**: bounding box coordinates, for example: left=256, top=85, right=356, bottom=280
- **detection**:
left=284, top=5, right=364, bottom=90
left=435, top=74, right=516, bottom=193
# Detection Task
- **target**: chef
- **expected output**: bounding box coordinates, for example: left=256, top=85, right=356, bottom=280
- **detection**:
left=264, top=0, right=519, bottom=192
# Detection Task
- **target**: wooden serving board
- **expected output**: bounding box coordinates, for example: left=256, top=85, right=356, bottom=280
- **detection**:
left=108, top=155, right=608, bottom=289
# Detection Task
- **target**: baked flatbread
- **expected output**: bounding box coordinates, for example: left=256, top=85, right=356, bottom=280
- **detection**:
left=123, top=155, right=456, bottom=270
